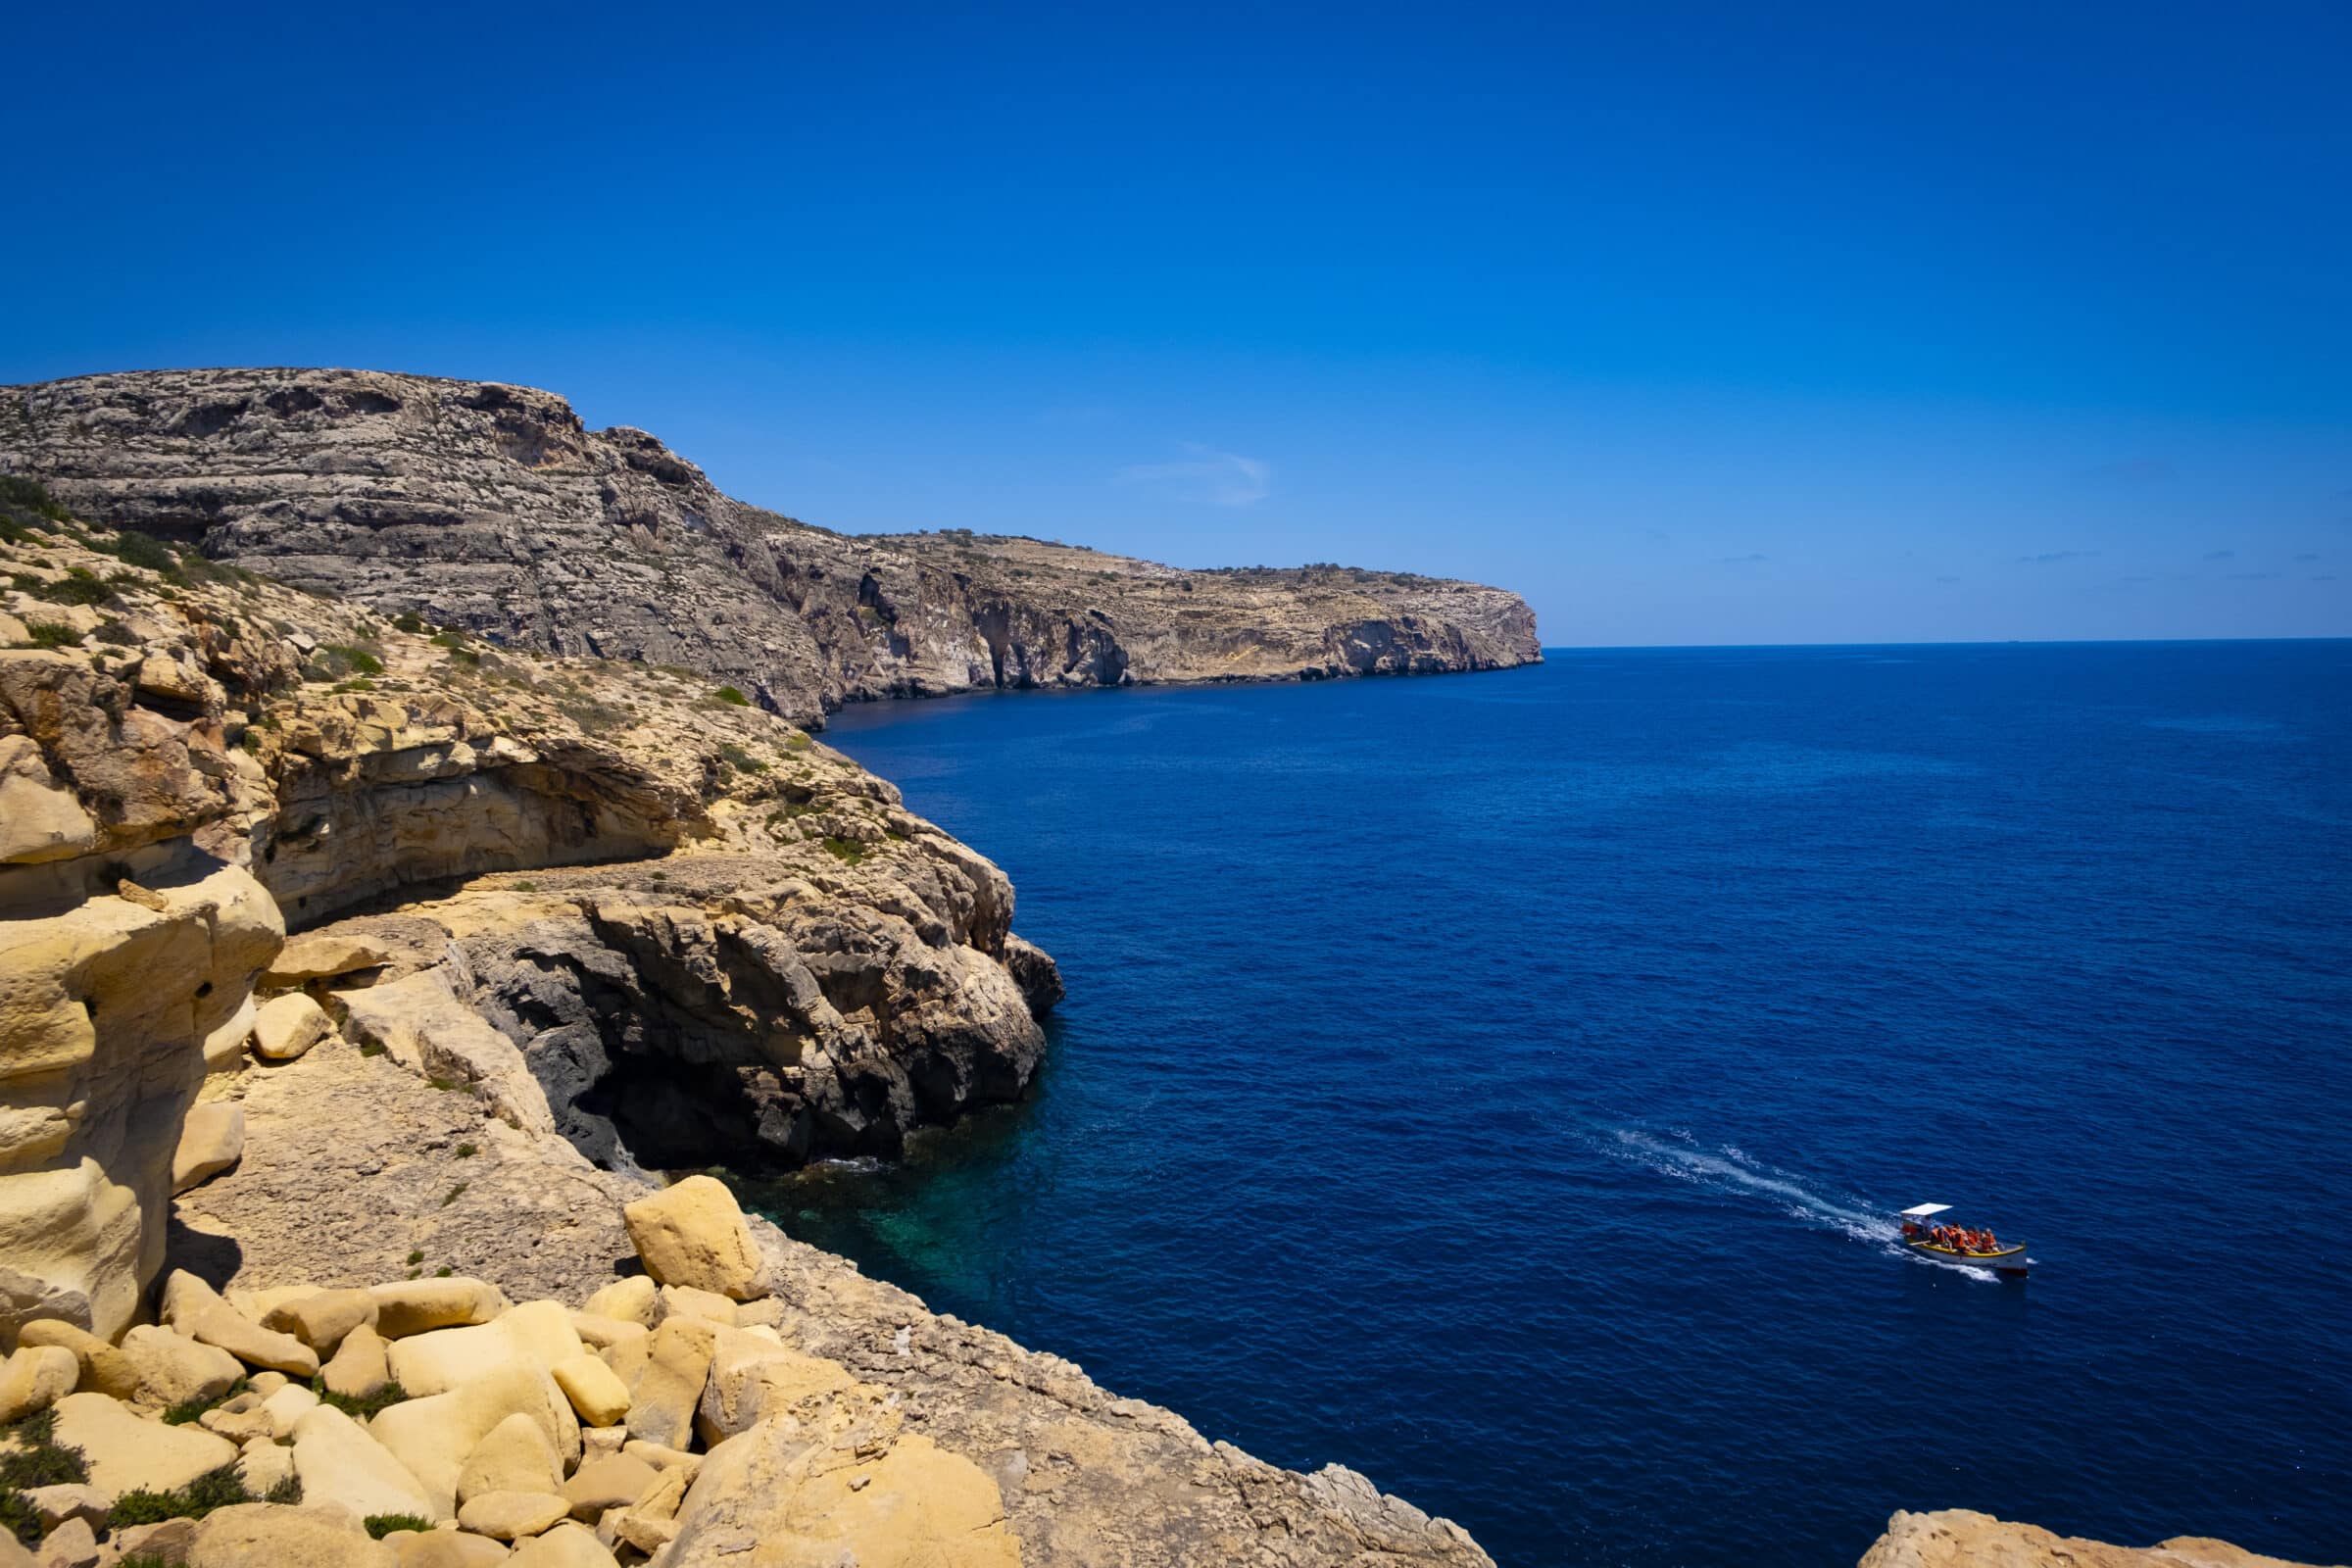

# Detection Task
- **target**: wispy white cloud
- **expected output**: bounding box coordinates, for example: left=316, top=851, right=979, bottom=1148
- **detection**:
left=1116, top=443, right=1271, bottom=507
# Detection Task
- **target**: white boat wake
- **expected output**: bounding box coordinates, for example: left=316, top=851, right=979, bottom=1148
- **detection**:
left=1609, top=1129, right=1936, bottom=1255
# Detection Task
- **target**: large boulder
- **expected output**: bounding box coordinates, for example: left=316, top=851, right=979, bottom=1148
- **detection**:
left=666, top=1419, right=1018, bottom=1568
left=621, top=1317, right=716, bottom=1452
left=170, top=1102, right=245, bottom=1193
left=187, top=1501, right=398, bottom=1568
left=48, top=1392, right=238, bottom=1503
left=118, top=1325, right=243, bottom=1408
left=370, top=1361, right=582, bottom=1519
left=456, top=1412, right=564, bottom=1504
left=621, top=1178, right=763, bottom=1301
left=388, top=1300, right=583, bottom=1396
left=250, top=994, right=332, bottom=1062
left=0, top=1345, right=77, bottom=1424
left=289, top=1403, right=439, bottom=1523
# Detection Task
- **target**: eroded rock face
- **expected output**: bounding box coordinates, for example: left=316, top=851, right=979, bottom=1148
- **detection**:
left=0, top=500, right=1054, bottom=1334
left=2, top=368, right=1542, bottom=724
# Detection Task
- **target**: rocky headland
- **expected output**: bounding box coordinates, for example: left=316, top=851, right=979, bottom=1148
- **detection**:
left=2, top=368, right=1542, bottom=725
left=0, top=386, right=2327, bottom=1567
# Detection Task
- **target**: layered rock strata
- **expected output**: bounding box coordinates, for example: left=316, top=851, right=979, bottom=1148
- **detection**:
left=0, top=500, right=1051, bottom=1337
left=0, top=368, right=1543, bottom=723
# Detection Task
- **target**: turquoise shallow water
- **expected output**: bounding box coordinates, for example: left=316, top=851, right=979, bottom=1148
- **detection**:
left=758, top=642, right=2352, bottom=1568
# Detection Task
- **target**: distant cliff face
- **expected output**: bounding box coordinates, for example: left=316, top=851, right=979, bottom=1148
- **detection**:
left=0, top=368, right=1542, bottom=723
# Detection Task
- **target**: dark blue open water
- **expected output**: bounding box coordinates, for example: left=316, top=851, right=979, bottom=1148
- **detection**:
left=770, top=643, right=2351, bottom=1568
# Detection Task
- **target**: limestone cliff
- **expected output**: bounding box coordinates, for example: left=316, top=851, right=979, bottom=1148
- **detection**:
left=0, top=368, right=1542, bottom=724
left=0, top=491, right=1053, bottom=1337
left=1857, top=1510, right=2334, bottom=1568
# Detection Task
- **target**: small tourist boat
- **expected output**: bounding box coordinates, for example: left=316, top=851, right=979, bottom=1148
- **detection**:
left=1897, top=1203, right=2029, bottom=1277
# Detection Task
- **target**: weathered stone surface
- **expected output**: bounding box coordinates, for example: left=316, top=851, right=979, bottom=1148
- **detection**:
left=249, top=994, right=331, bottom=1062
left=289, top=1402, right=439, bottom=1522
left=580, top=1279, right=654, bottom=1328
left=506, top=1523, right=618, bottom=1568
left=388, top=1300, right=583, bottom=1396
left=370, top=1361, right=582, bottom=1520
left=31, top=1515, right=95, bottom=1568
left=0, top=862, right=282, bottom=1340
left=460, top=1491, right=573, bottom=1542
left=170, top=1102, right=244, bottom=1194
left=2, top=368, right=1541, bottom=727
left=550, top=1354, right=630, bottom=1428
left=656, top=1284, right=738, bottom=1328
left=0, top=1344, right=77, bottom=1423
left=321, top=1321, right=390, bottom=1397
left=160, top=1271, right=318, bottom=1377
left=48, top=1392, right=238, bottom=1502
left=118, top=1325, right=243, bottom=1408
left=372, top=1279, right=509, bottom=1340
left=186, top=1501, right=398, bottom=1568
left=1856, top=1510, right=2329, bottom=1568
left=456, top=1411, right=564, bottom=1504
left=621, top=1317, right=717, bottom=1452
left=694, top=1329, right=859, bottom=1446
left=560, top=1453, right=659, bottom=1522
left=338, top=973, right=554, bottom=1134
left=668, top=1420, right=1019, bottom=1568
left=264, top=932, right=391, bottom=986
left=260, top=1285, right=377, bottom=1352
left=14, top=1321, right=139, bottom=1400
left=391, top=1531, right=514, bottom=1568
left=623, top=1179, right=761, bottom=1301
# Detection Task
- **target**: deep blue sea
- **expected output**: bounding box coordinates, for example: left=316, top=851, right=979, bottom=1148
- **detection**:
left=774, top=643, right=2352, bottom=1568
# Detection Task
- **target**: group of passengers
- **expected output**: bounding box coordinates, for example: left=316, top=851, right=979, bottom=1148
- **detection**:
left=1925, top=1223, right=1999, bottom=1252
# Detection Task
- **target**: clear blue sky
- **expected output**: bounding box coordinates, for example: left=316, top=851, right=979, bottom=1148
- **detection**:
left=10, top=2, right=2348, bottom=644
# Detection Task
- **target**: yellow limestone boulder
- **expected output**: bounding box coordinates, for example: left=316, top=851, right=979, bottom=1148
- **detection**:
left=370, top=1361, right=582, bottom=1520
left=186, top=1501, right=397, bottom=1568
left=665, top=1421, right=1020, bottom=1568
left=169, top=1102, right=244, bottom=1194
left=249, top=993, right=332, bottom=1062
left=621, top=1178, right=763, bottom=1301
left=49, top=1392, right=239, bottom=1504
left=289, top=1403, right=439, bottom=1523
left=389, top=1300, right=585, bottom=1396
left=457, top=1412, right=564, bottom=1505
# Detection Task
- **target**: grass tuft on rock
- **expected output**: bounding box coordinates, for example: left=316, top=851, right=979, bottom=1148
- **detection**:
left=310, top=1375, right=409, bottom=1419
left=821, top=836, right=865, bottom=865
left=712, top=685, right=751, bottom=706
left=105, top=1460, right=291, bottom=1527
left=366, top=1513, right=434, bottom=1540
left=162, top=1376, right=250, bottom=1426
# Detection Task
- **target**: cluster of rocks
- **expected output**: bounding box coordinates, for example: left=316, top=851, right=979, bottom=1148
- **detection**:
left=0, top=1174, right=1020, bottom=1566
left=0, top=368, right=1543, bottom=724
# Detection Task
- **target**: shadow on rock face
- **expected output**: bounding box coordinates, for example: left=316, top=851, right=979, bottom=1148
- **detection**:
left=162, top=1209, right=244, bottom=1296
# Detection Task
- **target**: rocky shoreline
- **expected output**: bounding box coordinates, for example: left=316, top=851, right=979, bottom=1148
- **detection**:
left=0, top=394, right=2329, bottom=1566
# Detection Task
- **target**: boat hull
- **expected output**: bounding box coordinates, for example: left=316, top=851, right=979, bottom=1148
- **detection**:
left=1905, top=1240, right=2029, bottom=1277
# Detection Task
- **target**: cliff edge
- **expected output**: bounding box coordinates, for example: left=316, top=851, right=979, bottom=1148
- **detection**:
left=1, top=368, right=1542, bottom=724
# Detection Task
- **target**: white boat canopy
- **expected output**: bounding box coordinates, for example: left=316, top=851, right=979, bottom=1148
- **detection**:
left=1899, top=1203, right=1953, bottom=1218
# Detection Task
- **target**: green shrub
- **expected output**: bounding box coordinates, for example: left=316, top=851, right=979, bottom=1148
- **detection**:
left=323, top=644, right=384, bottom=675
left=366, top=1514, right=434, bottom=1540
left=32, top=567, right=111, bottom=607
left=357, top=1039, right=387, bottom=1057
left=821, top=837, right=865, bottom=865
left=0, top=1408, right=88, bottom=1492
left=103, top=529, right=179, bottom=574
left=23, top=622, right=80, bottom=649
left=0, top=475, right=70, bottom=523
left=310, top=1375, right=409, bottom=1419
left=454, top=1142, right=477, bottom=1159
left=393, top=612, right=425, bottom=633
left=104, top=1460, right=285, bottom=1526
left=713, top=685, right=751, bottom=707
left=785, top=731, right=814, bottom=750
left=440, top=1182, right=468, bottom=1206
left=0, top=1491, right=36, bottom=1547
